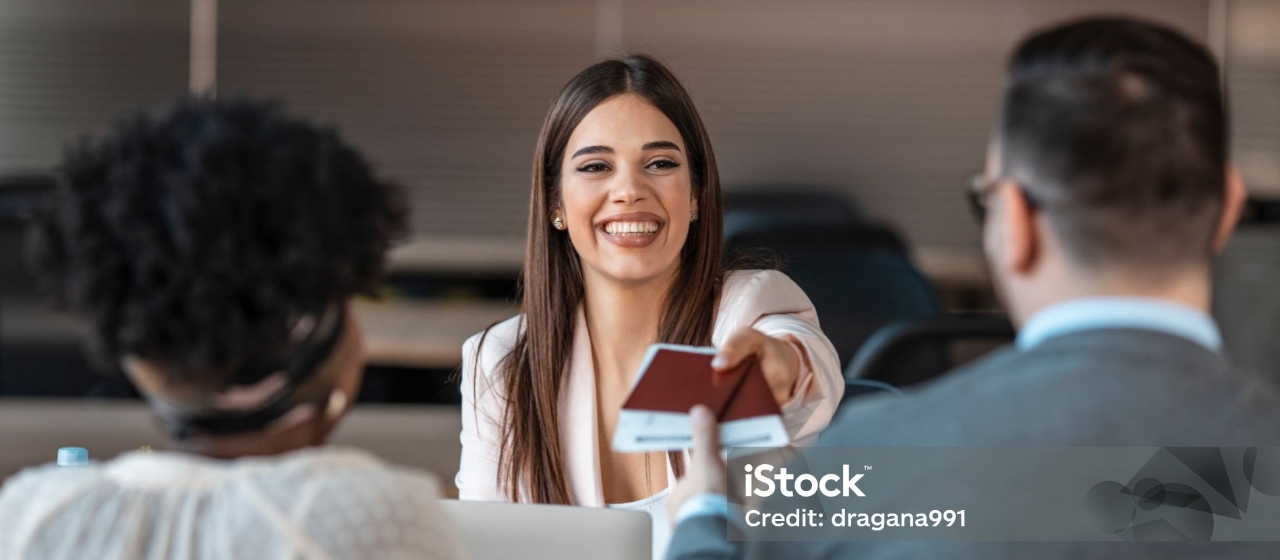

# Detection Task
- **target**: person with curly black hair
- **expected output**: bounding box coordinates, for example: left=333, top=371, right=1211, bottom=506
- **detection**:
left=0, top=96, right=468, bottom=560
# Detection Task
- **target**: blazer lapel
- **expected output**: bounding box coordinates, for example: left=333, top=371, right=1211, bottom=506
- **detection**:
left=562, top=306, right=605, bottom=507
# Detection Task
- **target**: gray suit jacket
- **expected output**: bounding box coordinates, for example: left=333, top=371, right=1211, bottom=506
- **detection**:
left=668, top=328, right=1280, bottom=560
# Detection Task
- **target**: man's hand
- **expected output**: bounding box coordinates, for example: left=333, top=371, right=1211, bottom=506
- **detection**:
left=713, top=328, right=802, bottom=405
left=667, top=405, right=728, bottom=522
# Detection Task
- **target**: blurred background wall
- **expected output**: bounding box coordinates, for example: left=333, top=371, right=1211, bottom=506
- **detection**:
left=2, top=0, right=1276, bottom=254
left=0, top=0, right=1276, bottom=491
left=0, top=0, right=1277, bottom=396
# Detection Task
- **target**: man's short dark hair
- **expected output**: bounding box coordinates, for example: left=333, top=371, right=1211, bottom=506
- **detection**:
left=27, top=96, right=408, bottom=388
left=1000, top=16, right=1227, bottom=269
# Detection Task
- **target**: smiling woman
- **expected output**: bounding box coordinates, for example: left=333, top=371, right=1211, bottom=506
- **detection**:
left=559, top=94, right=696, bottom=281
left=455, top=54, right=844, bottom=559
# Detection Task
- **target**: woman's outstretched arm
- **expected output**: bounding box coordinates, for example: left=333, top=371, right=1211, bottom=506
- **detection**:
left=712, top=270, right=845, bottom=445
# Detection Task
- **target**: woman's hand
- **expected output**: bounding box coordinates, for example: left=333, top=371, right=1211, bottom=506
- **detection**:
left=712, top=328, right=802, bottom=406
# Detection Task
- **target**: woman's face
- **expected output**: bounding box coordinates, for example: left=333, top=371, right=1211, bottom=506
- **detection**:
left=555, top=93, right=697, bottom=287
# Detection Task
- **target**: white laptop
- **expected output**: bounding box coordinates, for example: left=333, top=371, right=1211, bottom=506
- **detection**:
left=438, top=500, right=651, bottom=560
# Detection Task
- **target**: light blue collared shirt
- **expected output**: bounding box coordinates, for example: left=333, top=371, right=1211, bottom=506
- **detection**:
left=675, top=297, right=1223, bottom=526
left=674, top=493, right=731, bottom=525
left=1016, top=296, right=1222, bottom=352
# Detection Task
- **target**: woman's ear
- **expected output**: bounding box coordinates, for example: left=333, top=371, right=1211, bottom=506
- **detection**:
left=313, top=307, right=365, bottom=440
left=1212, top=166, right=1247, bottom=253
left=690, top=197, right=699, bottom=222
left=324, top=389, right=348, bottom=423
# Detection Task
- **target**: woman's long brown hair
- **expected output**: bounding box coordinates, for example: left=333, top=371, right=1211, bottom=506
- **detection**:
left=481, top=54, right=727, bottom=504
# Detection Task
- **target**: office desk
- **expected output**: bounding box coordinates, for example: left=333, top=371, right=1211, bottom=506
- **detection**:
left=388, top=236, right=992, bottom=292
left=3, top=299, right=518, bottom=372
left=388, top=236, right=524, bottom=275
left=4, top=238, right=984, bottom=374
left=353, top=299, right=517, bottom=369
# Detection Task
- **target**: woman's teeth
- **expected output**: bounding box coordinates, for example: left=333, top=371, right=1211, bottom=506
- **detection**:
left=604, top=221, right=660, bottom=235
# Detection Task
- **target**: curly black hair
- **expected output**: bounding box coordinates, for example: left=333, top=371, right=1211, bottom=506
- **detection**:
left=26, top=96, right=408, bottom=389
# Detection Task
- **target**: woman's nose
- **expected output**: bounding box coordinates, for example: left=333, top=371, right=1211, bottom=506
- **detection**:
left=609, top=167, right=650, bottom=205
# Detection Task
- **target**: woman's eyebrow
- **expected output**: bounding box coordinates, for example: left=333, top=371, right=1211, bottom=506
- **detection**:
left=643, top=141, right=681, bottom=152
left=571, top=141, right=679, bottom=158
left=571, top=145, right=613, bottom=158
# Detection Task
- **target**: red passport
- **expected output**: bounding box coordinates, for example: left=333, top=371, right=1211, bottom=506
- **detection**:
left=611, top=344, right=790, bottom=452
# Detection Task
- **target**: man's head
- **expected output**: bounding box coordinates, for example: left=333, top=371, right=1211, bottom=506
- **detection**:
left=977, top=17, right=1246, bottom=324
left=28, top=96, right=407, bottom=444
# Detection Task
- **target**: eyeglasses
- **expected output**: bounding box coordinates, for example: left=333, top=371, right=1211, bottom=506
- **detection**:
left=965, top=173, right=1041, bottom=223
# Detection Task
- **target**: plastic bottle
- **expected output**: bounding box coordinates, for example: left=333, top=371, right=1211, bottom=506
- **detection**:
left=57, top=447, right=89, bottom=467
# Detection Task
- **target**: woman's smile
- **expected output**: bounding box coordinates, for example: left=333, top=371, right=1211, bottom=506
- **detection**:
left=596, top=211, right=666, bottom=249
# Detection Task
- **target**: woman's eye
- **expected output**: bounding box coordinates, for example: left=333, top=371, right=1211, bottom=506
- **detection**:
left=577, top=163, right=611, bottom=173
left=647, top=159, right=680, bottom=170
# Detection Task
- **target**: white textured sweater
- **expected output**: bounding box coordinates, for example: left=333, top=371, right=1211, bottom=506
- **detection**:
left=0, top=446, right=468, bottom=560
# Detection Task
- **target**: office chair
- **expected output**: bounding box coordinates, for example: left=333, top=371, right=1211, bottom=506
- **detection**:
left=0, top=173, right=136, bottom=398
left=0, top=174, right=57, bottom=394
left=843, top=313, right=1015, bottom=402
left=726, top=223, right=941, bottom=369
left=0, top=174, right=53, bottom=292
left=722, top=188, right=862, bottom=241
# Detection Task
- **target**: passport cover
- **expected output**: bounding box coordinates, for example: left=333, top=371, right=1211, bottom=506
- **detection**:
left=612, top=343, right=790, bottom=452
left=620, top=346, right=781, bottom=420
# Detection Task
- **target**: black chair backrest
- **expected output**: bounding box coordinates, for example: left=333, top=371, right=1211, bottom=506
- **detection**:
left=845, top=313, right=1016, bottom=389
left=843, top=378, right=905, bottom=400
left=723, top=189, right=862, bottom=241
left=0, top=173, right=55, bottom=222
left=0, top=174, right=55, bottom=295
left=0, top=173, right=136, bottom=398
left=727, top=223, right=941, bottom=369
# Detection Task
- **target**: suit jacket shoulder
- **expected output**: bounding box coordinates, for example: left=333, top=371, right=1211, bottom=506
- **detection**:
left=825, top=329, right=1280, bottom=447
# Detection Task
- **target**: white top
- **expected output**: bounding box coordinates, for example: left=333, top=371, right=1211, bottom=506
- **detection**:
left=607, top=489, right=670, bottom=560
left=458, top=270, right=845, bottom=558
left=0, top=446, right=469, bottom=560
left=458, top=270, right=844, bottom=503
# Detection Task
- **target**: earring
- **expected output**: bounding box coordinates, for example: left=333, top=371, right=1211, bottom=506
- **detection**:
left=690, top=210, right=698, bottom=222
left=325, top=389, right=347, bottom=421
left=553, top=217, right=565, bottom=230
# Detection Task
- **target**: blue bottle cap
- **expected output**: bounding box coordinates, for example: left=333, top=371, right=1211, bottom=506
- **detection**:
left=57, top=447, right=89, bottom=467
